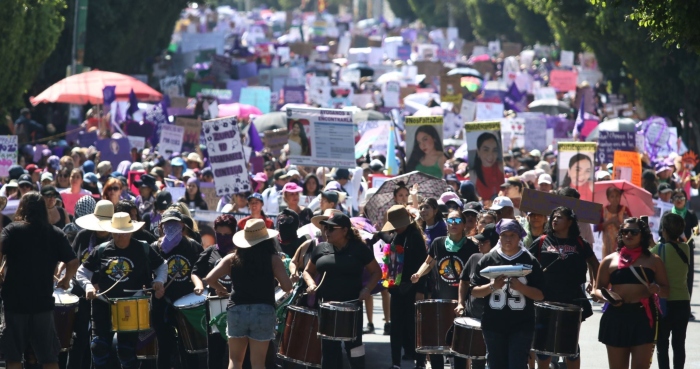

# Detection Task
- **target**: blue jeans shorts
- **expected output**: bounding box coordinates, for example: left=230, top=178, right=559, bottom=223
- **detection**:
left=227, top=304, right=276, bottom=341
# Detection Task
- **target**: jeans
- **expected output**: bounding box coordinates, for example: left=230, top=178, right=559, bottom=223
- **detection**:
left=90, top=300, right=139, bottom=369
left=482, top=329, right=534, bottom=369
left=321, top=301, right=365, bottom=369
left=656, top=300, right=690, bottom=369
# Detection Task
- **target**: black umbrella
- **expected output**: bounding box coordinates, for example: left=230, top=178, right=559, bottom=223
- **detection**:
left=346, top=63, right=375, bottom=78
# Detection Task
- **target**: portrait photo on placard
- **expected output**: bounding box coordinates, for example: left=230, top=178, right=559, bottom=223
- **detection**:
left=404, top=117, right=444, bottom=178
left=287, top=118, right=312, bottom=156
left=557, top=143, right=597, bottom=202
left=465, top=122, right=504, bottom=201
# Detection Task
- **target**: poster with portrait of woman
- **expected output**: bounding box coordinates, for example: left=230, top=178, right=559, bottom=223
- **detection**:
left=287, top=118, right=312, bottom=157
left=557, top=142, right=598, bottom=202
left=465, top=121, right=505, bottom=201
left=404, top=116, right=444, bottom=178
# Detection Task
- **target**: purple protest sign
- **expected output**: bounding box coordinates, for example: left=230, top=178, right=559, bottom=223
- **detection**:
left=226, top=80, right=248, bottom=102
left=397, top=45, right=411, bottom=61
left=0, top=136, right=18, bottom=177
left=202, top=117, right=250, bottom=196
left=283, top=86, right=306, bottom=104
left=78, top=131, right=98, bottom=148
left=235, top=62, right=258, bottom=79
left=597, top=131, right=636, bottom=164
left=95, top=138, right=131, bottom=169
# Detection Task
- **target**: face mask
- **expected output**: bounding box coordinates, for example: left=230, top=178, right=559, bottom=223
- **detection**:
left=279, top=222, right=298, bottom=242
left=216, top=233, right=235, bottom=254
left=161, top=222, right=183, bottom=253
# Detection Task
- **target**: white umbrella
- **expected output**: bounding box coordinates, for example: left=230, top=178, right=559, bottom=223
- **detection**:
left=528, top=99, right=571, bottom=115
left=585, top=118, right=637, bottom=141
left=404, top=92, right=440, bottom=106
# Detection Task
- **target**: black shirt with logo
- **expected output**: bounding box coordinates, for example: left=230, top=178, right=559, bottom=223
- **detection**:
left=72, top=229, right=111, bottom=296
left=312, top=239, right=374, bottom=302
left=527, top=235, right=593, bottom=303
left=429, top=236, right=479, bottom=300
left=460, top=252, right=486, bottom=319
left=150, top=237, right=204, bottom=301
left=192, top=246, right=232, bottom=294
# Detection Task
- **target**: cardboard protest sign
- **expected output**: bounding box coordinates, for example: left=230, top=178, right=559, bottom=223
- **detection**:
left=382, top=81, right=401, bottom=108
left=159, top=76, right=184, bottom=97
left=202, top=117, right=250, bottom=196
left=596, top=131, right=636, bottom=164
left=648, top=199, right=674, bottom=241
left=286, top=107, right=355, bottom=168
left=175, top=117, right=202, bottom=153
left=239, top=86, right=272, bottom=114
left=159, top=124, right=185, bottom=158
left=263, top=128, right=289, bottom=156
left=475, top=102, right=504, bottom=120
left=308, top=76, right=331, bottom=107
left=557, top=142, right=597, bottom=202
left=520, top=188, right=602, bottom=224
left=441, top=74, right=463, bottom=109
left=127, top=136, right=146, bottom=151
left=502, top=42, right=522, bottom=57
left=356, top=121, right=391, bottom=159
left=0, top=136, right=17, bottom=177
left=404, top=116, right=444, bottom=177
left=613, top=150, right=642, bottom=188
left=549, top=70, right=578, bottom=92
left=460, top=100, right=477, bottom=122
left=465, top=121, right=504, bottom=200
left=415, top=61, right=444, bottom=80
left=95, top=138, right=131, bottom=170
left=199, top=182, right=221, bottom=212
left=283, top=85, right=306, bottom=105
left=520, top=113, right=548, bottom=152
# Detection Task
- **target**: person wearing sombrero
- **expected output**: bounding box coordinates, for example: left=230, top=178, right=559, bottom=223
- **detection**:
left=302, top=213, right=382, bottom=369
left=133, top=174, right=157, bottom=219
left=380, top=205, right=429, bottom=369
left=76, top=212, right=167, bottom=369
left=149, top=209, right=204, bottom=369
left=205, top=219, right=293, bottom=369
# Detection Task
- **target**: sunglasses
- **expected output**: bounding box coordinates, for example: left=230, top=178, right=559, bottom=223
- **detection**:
left=107, top=186, right=120, bottom=192
left=446, top=218, right=463, bottom=225
left=19, top=184, right=31, bottom=189
left=620, top=229, right=641, bottom=236
left=324, top=225, right=340, bottom=232
left=673, top=196, right=686, bottom=200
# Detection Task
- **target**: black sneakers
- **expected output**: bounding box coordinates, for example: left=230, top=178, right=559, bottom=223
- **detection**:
left=363, top=323, right=375, bottom=334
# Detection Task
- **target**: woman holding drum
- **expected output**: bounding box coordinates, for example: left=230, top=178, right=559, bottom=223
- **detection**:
left=205, top=219, right=293, bottom=369
left=593, top=218, right=669, bottom=369
left=527, top=207, right=600, bottom=369
left=470, top=219, right=545, bottom=369
left=76, top=212, right=167, bottom=369
left=302, top=213, right=382, bottom=369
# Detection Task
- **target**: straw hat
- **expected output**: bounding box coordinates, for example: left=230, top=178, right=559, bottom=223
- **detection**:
left=381, top=205, right=414, bottom=232
left=99, top=212, right=145, bottom=234
left=232, top=219, right=279, bottom=248
left=311, top=208, right=343, bottom=230
left=76, top=200, right=115, bottom=231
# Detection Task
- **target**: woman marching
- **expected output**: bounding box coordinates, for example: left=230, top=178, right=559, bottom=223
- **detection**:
left=594, top=218, right=669, bottom=369
left=527, top=207, right=600, bottom=369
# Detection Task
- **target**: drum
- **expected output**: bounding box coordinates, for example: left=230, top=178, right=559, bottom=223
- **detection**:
left=275, top=286, right=291, bottom=307
left=415, top=299, right=458, bottom=354
left=173, top=293, right=208, bottom=353
left=450, top=317, right=487, bottom=359
left=278, top=306, right=322, bottom=368
left=317, top=302, right=361, bottom=341
left=110, top=296, right=150, bottom=332
left=532, top=302, right=582, bottom=356
left=207, top=296, right=228, bottom=335
left=135, top=329, right=158, bottom=360
left=53, top=291, right=80, bottom=351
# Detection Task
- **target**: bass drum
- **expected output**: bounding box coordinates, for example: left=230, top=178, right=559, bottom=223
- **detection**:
left=450, top=317, right=486, bottom=359
left=415, top=299, right=458, bottom=354
left=278, top=306, right=322, bottom=368
left=532, top=302, right=582, bottom=357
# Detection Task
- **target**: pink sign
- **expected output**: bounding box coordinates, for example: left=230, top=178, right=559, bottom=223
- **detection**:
left=549, top=70, right=578, bottom=92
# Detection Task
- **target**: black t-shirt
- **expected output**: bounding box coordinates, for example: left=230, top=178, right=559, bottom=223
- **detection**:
left=387, top=226, right=428, bottom=294
left=72, top=229, right=111, bottom=295
left=527, top=235, right=593, bottom=303
left=229, top=252, right=277, bottom=307
left=82, top=239, right=165, bottom=299
left=460, top=253, right=486, bottom=320
left=279, top=237, right=305, bottom=259
left=150, top=237, right=204, bottom=301
left=0, top=222, right=76, bottom=313
left=133, top=228, right=157, bottom=245
left=429, top=236, right=479, bottom=300
left=472, top=248, right=544, bottom=333
left=311, top=239, right=374, bottom=302
left=192, top=246, right=232, bottom=294
left=298, top=208, right=314, bottom=226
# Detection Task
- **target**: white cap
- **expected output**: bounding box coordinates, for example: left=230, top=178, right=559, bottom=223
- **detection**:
left=529, top=149, right=542, bottom=157
left=490, top=196, right=514, bottom=210
left=538, top=174, right=553, bottom=185
left=41, top=172, right=54, bottom=182
left=287, top=169, right=301, bottom=178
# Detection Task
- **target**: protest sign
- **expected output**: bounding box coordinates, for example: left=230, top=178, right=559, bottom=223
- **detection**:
left=383, top=81, right=401, bottom=108
left=557, top=142, right=597, bottom=202
left=239, top=86, right=271, bottom=114
left=202, top=117, right=250, bottom=196
left=534, top=87, right=557, bottom=101
left=263, top=129, right=289, bottom=156
left=648, top=199, right=674, bottom=241
left=520, top=188, right=602, bottom=224
left=308, top=76, right=331, bottom=107
left=596, top=131, right=636, bottom=164
left=199, top=182, right=221, bottom=211
left=613, top=150, right=642, bottom=187
left=501, top=117, right=524, bottom=150
left=441, top=74, right=463, bottom=109
left=0, top=136, right=17, bottom=177
left=404, top=116, right=444, bottom=176
left=560, top=51, right=575, bottom=68
left=475, top=102, right=504, bottom=120
left=329, top=85, right=353, bottom=108
left=502, top=42, right=522, bottom=57
left=175, top=117, right=202, bottom=153
left=443, top=112, right=462, bottom=139
left=159, top=76, right=184, bottom=97
left=159, top=124, right=185, bottom=158
left=78, top=131, right=98, bottom=148
left=357, top=121, right=391, bottom=158
left=465, top=121, right=504, bottom=200
left=459, top=100, right=477, bottom=122
left=200, top=88, right=233, bottom=102
left=520, top=113, right=547, bottom=152
left=286, top=107, right=355, bottom=168
left=283, top=85, right=306, bottom=105
left=549, top=70, right=578, bottom=92
left=127, top=136, right=146, bottom=151
left=415, top=61, right=444, bottom=80
left=95, top=138, right=131, bottom=170
left=226, top=80, right=248, bottom=102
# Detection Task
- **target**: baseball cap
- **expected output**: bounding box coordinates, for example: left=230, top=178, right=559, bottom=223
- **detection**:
left=171, top=157, right=186, bottom=167
left=40, top=185, right=60, bottom=197
left=155, top=191, right=173, bottom=210
left=247, top=193, right=265, bottom=203
left=41, top=172, right=54, bottom=182
left=160, top=209, right=183, bottom=224
left=475, top=224, right=499, bottom=246
left=490, top=196, right=514, bottom=210
left=273, top=169, right=288, bottom=180
left=321, top=191, right=339, bottom=204
left=538, top=174, right=553, bottom=185
left=25, top=164, right=38, bottom=174
left=18, top=174, right=33, bottom=187
left=287, top=169, right=301, bottom=178
left=529, top=149, right=541, bottom=157
left=9, top=165, right=26, bottom=180
left=319, top=213, right=353, bottom=229
left=463, top=201, right=483, bottom=215
left=369, top=159, right=384, bottom=172
left=439, top=192, right=463, bottom=209
left=595, top=170, right=611, bottom=181
left=82, top=160, right=95, bottom=174
left=83, top=172, right=98, bottom=184
left=658, top=183, right=673, bottom=193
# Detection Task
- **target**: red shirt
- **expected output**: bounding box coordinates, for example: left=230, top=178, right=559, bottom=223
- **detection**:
left=474, top=165, right=505, bottom=201
left=237, top=216, right=274, bottom=231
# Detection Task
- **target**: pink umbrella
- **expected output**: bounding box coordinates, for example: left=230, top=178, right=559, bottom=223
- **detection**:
left=467, top=54, right=491, bottom=64
left=217, top=103, right=262, bottom=119
left=593, top=180, right=654, bottom=217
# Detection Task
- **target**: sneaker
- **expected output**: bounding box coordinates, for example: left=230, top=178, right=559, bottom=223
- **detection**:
left=384, top=322, right=391, bottom=335
left=363, top=323, right=375, bottom=334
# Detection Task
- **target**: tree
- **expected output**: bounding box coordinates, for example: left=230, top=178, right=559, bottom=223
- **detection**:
left=0, top=0, right=66, bottom=109
left=387, top=0, right=417, bottom=22
left=464, top=0, right=522, bottom=43
left=500, top=0, right=553, bottom=45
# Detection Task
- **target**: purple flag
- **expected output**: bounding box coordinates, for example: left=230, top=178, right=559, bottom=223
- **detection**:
left=145, top=96, right=170, bottom=146
left=126, top=89, right=139, bottom=119
left=574, top=96, right=585, bottom=137
left=504, top=83, right=524, bottom=112
left=103, top=86, right=116, bottom=106
left=247, top=122, right=264, bottom=153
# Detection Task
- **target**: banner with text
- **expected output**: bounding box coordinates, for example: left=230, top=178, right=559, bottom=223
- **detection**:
left=159, top=125, right=185, bottom=158
left=286, top=107, right=356, bottom=168
left=0, top=136, right=17, bottom=177
left=202, top=117, right=251, bottom=196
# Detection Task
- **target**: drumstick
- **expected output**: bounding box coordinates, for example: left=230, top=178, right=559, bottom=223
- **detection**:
left=300, top=272, right=326, bottom=296
left=96, top=274, right=127, bottom=297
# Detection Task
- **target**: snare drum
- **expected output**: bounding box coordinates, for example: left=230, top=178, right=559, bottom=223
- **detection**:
left=415, top=299, right=458, bottom=354
left=206, top=296, right=228, bottom=335
left=110, top=296, right=151, bottom=332
left=532, top=302, right=582, bottom=356
left=450, top=317, right=487, bottom=359
left=135, top=329, right=158, bottom=360
left=278, top=306, right=322, bottom=368
left=173, top=293, right=208, bottom=353
left=317, top=302, right=361, bottom=341
left=53, top=290, right=80, bottom=351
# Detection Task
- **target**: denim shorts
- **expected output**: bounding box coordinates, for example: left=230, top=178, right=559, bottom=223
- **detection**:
left=227, top=303, right=276, bottom=341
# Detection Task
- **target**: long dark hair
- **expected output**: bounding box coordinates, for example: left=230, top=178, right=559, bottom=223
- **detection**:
left=185, top=182, right=204, bottom=203
left=473, top=132, right=500, bottom=186
left=417, top=198, right=444, bottom=230
left=544, top=206, right=581, bottom=239
left=406, top=125, right=443, bottom=172
left=393, top=181, right=409, bottom=201
left=561, top=153, right=592, bottom=188
left=290, top=121, right=310, bottom=155
left=15, top=192, right=50, bottom=227
left=231, top=238, right=277, bottom=275
left=616, top=218, right=653, bottom=256
left=303, top=173, right=321, bottom=196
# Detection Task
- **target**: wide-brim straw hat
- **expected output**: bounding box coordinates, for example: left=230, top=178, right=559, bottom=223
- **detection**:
left=311, top=208, right=344, bottom=230
left=99, top=212, right=145, bottom=234
left=76, top=200, right=115, bottom=231
left=233, top=218, right=279, bottom=248
left=381, top=205, right=414, bottom=232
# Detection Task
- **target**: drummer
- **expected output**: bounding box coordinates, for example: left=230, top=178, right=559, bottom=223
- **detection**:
left=470, top=219, right=544, bottom=369
left=192, top=214, right=237, bottom=369
left=302, top=213, right=382, bottom=369
left=149, top=208, right=204, bottom=369
left=76, top=212, right=167, bottom=369
left=410, top=209, right=480, bottom=369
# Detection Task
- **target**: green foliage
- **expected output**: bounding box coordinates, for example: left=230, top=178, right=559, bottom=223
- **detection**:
left=464, top=0, right=521, bottom=42
left=0, top=0, right=66, bottom=109
left=387, top=0, right=417, bottom=22
left=500, top=1, right=553, bottom=45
